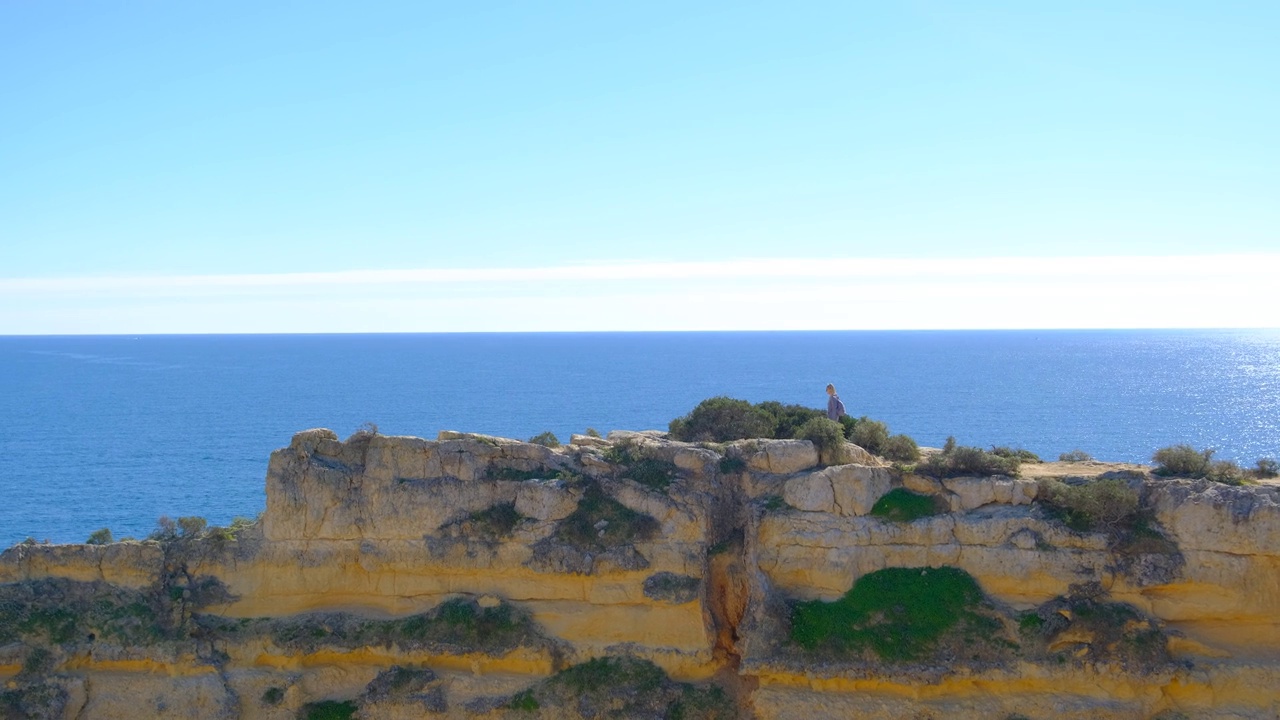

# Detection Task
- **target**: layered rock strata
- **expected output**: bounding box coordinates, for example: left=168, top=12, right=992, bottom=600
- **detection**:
left=1, top=428, right=1277, bottom=719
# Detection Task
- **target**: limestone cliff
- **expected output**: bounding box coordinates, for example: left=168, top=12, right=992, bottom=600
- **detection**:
left=1, top=428, right=1277, bottom=719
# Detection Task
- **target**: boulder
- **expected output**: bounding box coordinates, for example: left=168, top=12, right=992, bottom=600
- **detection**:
left=743, top=440, right=820, bottom=475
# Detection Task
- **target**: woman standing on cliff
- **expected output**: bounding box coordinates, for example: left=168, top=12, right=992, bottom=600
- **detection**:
left=826, top=384, right=846, bottom=420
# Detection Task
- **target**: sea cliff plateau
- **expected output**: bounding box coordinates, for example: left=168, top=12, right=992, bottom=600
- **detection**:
left=2, top=428, right=1278, bottom=719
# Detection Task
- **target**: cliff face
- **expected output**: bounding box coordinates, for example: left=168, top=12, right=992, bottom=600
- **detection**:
left=2, top=429, right=1278, bottom=720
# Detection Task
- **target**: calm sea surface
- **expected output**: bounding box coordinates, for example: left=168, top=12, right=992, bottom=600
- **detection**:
left=1, top=330, right=1278, bottom=547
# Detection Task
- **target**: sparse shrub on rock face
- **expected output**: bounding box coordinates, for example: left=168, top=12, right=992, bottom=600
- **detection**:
left=527, top=431, right=560, bottom=448
left=1037, top=478, right=1139, bottom=532
left=507, top=656, right=737, bottom=720
left=668, top=397, right=775, bottom=442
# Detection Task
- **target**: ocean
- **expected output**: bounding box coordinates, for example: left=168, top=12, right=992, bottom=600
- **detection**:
left=1, top=330, right=1278, bottom=547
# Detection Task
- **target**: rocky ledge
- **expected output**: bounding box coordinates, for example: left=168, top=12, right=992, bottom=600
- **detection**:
left=1, top=428, right=1278, bottom=719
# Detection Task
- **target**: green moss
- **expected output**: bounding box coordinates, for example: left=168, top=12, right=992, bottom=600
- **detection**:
left=300, top=699, right=357, bottom=720
left=789, top=566, right=990, bottom=662
left=869, top=489, right=944, bottom=522
left=508, top=689, right=539, bottom=711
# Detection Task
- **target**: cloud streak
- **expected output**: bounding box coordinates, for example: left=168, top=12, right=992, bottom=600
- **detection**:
left=2, top=254, right=1277, bottom=333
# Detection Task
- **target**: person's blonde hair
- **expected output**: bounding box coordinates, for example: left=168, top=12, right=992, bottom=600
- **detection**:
left=826, top=384, right=835, bottom=393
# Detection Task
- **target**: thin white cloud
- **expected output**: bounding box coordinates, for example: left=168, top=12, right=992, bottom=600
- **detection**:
left=2, top=254, right=1278, bottom=333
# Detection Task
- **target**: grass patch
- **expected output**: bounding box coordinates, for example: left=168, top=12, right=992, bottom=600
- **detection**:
left=869, top=488, right=945, bottom=522
left=789, top=566, right=992, bottom=662
left=508, top=689, right=539, bottom=711
left=554, top=480, right=660, bottom=550
left=604, top=442, right=678, bottom=491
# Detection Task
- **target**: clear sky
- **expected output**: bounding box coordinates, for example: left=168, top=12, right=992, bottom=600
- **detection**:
left=2, top=2, right=1277, bottom=332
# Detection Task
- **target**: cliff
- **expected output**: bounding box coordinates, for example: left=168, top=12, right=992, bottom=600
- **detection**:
left=1, top=428, right=1278, bottom=719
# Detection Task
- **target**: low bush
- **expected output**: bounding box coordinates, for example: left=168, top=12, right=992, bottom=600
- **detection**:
left=1152, top=445, right=1213, bottom=477
left=1036, top=478, right=1138, bottom=532
left=1058, top=449, right=1094, bottom=462
left=918, top=444, right=1019, bottom=478
left=527, top=431, right=560, bottom=448
left=85, top=528, right=113, bottom=545
left=605, top=442, right=678, bottom=490
left=1208, top=459, right=1245, bottom=485
left=794, top=417, right=845, bottom=462
left=519, top=656, right=737, bottom=720
left=585, top=428, right=602, bottom=438
left=870, top=489, right=943, bottom=522
left=755, top=401, right=825, bottom=440
left=790, top=566, right=994, bottom=662
left=882, top=434, right=920, bottom=463
left=990, top=446, right=1042, bottom=463
left=848, top=417, right=889, bottom=455
left=1255, top=457, right=1279, bottom=479
left=668, top=397, right=775, bottom=442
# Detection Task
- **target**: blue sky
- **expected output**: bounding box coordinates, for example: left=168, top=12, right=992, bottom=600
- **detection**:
left=2, top=2, right=1277, bottom=331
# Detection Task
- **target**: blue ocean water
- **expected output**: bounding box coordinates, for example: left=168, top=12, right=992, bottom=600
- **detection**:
left=1, top=330, right=1278, bottom=548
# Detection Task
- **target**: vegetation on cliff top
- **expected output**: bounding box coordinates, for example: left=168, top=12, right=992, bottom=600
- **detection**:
left=917, top=438, right=1021, bottom=478
left=667, top=396, right=919, bottom=462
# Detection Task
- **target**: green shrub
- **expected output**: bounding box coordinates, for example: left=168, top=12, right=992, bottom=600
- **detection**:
left=870, top=489, right=944, bottom=522
left=794, top=417, right=845, bottom=462
left=761, top=495, right=787, bottom=512
left=790, top=567, right=990, bottom=661
left=1036, top=478, right=1138, bottom=532
left=919, top=445, right=1019, bottom=478
left=626, top=457, right=678, bottom=491
left=301, top=700, right=357, bottom=720
left=943, top=436, right=957, bottom=454
left=85, top=528, right=113, bottom=545
left=1152, top=445, right=1213, bottom=477
left=585, top=428, right=602, bottom=438
left=848, top=417, right=889, bottom=455
left=755, top=401, right=825, bottom=440
left=668, top=397, right=775, bottom=442
left=882, top=434, right=920, bottom=463
left=990, top=446, right=1042, bottom=463
left=1255, top=457, right=1279, bottom=479
left=1059, top=449, right=1093, bottom=462
left=527, top=431, right=560, bottom=448
left=1208, top=459, right=1245, bottom=485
